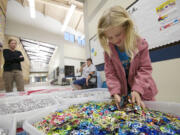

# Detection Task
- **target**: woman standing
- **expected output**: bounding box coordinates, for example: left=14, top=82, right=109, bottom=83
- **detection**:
left=3, top=38, right=24, bottom=92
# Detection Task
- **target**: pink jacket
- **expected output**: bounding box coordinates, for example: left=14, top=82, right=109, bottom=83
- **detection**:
left=104, top=38, right=158, bottom=101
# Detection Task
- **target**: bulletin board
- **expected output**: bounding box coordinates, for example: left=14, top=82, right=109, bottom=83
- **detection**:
left=90, top=35, right=104, bottom=65
left=128, top=0, right=180, bottom=49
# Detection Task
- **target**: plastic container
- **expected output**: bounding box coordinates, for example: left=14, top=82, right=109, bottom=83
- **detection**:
left=0, top=93, right=58, bottom=115
left=23, top=105, right=69, bottom=135
left=0, top=93, right=59, bottom=129
left=144, top=101, right=180, bottom=117
left=52, top=88, right=110, bottom=100
left=0, top=116, right=16, bottom=135
left=23, top=98, right=111, bottom=135
left=0, top=91, right=27, bottom=98
left=23, top=99, right=180, bottom=135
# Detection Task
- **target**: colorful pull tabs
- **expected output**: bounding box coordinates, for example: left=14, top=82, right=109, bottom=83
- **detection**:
left=33, top=101, right=180, bottom=135
left=119, top=94, right=132, bottom=108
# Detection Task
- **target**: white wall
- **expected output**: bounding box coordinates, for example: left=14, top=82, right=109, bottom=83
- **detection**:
left=86, top=0, right=102, bottom=16
left=64, top=43, right=86, bottom=59
left=48, top=47, right=60, bottom=75
left=152, top=58, right=180, bottom=103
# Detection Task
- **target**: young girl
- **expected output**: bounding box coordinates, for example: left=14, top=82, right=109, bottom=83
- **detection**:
left=97, top=6, right=158, bottom=110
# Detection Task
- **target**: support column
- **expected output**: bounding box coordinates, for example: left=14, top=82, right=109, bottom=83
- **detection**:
left=58, top=45, right=65, bottom=85
left=83, top=0, right=90, bottom=59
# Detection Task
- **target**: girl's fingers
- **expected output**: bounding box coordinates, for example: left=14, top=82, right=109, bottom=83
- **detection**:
left=136, top=96, right=141, bottom=106
left=140, top=101, right=146, bottom=109
left=132, top=94, right=135, bottom=103
left=113, top=94, right=121, bottom=110
left=115, top=100, right=120, bottom=110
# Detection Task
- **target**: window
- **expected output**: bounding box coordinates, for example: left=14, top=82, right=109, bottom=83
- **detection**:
left=82, top=39, right=85, bottom=46
left=64, top=32, right=85, bottom=46
left=64, top=32, right=69, bottom=41
left=69, top=34, right=75, bottom=43
left=77, top=36, right=81, bottom=45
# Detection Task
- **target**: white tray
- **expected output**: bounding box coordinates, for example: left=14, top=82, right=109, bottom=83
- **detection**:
left=0, top=116, right=16, bottom=135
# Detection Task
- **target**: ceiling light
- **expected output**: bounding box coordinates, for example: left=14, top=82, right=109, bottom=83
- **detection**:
left=61, top=4, right=76, bottom=32
left=28, top=0, right=36, bottom=19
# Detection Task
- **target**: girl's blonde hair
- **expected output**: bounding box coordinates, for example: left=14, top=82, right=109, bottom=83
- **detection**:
left=98, top=6, right=139, bottom=59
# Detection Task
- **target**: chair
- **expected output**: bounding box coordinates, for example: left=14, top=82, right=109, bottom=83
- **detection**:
left=61, top=78, right=67, bottom=86
left=82, top=75, right=97, bottom=89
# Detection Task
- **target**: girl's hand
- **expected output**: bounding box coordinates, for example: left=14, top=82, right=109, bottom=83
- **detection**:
left=113, top=94, right=121, bottom=110
left=131, top=91, right=145, bottom=109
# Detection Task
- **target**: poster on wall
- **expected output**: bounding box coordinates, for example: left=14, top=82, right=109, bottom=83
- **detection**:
left=128, top=0, right=180, bottom=49
left=156, top=0, right=179, bottom=31
left=90, top=35, right=104, bottom=65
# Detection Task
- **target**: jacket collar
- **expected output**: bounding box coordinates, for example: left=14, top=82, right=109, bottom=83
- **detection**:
left=108, top=38, right=145, bottom=59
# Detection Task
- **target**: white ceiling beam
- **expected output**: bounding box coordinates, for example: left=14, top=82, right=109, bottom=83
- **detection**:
left=61, top=4, right=76, bottom=32
left=27, top=0, right=36, bottom=18
left=36, top=0, right=83, bottom=13
left=75, top=14, right=82, bottom=30
left=43, top=3, right=46, bottom=16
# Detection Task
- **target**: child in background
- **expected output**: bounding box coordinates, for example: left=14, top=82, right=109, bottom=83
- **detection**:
left=97, top=6, right=158, bottom=110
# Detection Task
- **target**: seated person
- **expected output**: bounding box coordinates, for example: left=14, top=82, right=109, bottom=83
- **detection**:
left=73, top=58, right=96, bottom=90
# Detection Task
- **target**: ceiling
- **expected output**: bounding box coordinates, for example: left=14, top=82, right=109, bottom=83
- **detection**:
left=20, top=38, right=57, bottom=64
left=15, top=0, right=84, bottom=33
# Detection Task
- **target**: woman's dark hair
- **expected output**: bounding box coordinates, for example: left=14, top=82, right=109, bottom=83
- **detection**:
left=87, top=58, right=92, bottom=63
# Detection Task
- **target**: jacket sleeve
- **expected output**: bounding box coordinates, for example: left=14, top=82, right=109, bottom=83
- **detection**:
left=104, top=52, right=121, bottom=96
left=3, top=49, right=14, bottom=63
left=131, top=40, right=153, bottom=96
left=18, top=51, right=24, bottom=62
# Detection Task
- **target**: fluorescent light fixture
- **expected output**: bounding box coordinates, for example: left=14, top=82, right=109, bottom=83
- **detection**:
left=61, top=4, right=76, bottom=32
left=28, top=0, right=36, bottom=19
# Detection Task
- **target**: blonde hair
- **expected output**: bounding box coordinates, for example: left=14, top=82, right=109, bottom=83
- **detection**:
left=8, top=38, right=17, bottom=44
left=98, top=6, right=139, bottom=59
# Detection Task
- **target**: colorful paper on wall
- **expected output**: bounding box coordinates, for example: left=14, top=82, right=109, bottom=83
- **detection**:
left=156, top=0, right=180, bottom=30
